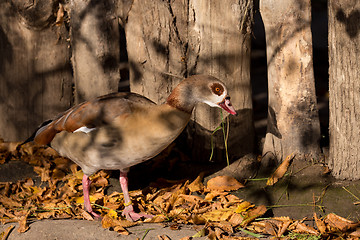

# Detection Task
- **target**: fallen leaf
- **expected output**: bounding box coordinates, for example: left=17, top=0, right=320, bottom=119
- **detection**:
left=264, top=220, right=278, bottom=236
left=202, top=209, right=234, bottom=222
left=325, top=213, right=359, bottom=232
left=206, top=176, right=245, bottom=192
left=292, top=221, right=319, bottom=235
left=113, top=225, right=129, bottom=235
left=188, top=174, right=205, bottom=193
left=17, top=214, right=29, bottom=233
left=80, top=209, right=94, bottom=221
left=314, top=213, right=326, bottom=234
left=55, top=3, right=65, bottom=26
left=235, top=201, right=253, bottom=213
left=241, top=205, right=267, bottom=227
left=350, top=228, right=360, bottom=237
left=267, top=154, right=294, bottom=186
left=228, top=213, right=244, bottom=227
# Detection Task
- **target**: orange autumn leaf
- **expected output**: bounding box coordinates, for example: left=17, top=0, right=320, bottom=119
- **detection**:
left=314, top=212, right=326, bottom=234
left=17, top=214, right=29, bottom=233
left=206, top=176, right=245, bottom=192
left=188, top=174, right=205, bottom=193
left=325, top=213, right=359, bottom=232
left=267, top=154, right=295, bottom=186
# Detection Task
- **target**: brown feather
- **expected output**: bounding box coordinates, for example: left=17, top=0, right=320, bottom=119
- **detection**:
left=33, top=92, right=155, bottom=145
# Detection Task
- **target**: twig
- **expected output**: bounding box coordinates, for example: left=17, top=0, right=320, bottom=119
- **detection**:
left=141, top=228, right=154, bottom=240
left=342, top=186, right=360, bottom=201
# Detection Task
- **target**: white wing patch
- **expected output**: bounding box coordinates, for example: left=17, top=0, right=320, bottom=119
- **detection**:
left=74, top=126, right=96, bottom=134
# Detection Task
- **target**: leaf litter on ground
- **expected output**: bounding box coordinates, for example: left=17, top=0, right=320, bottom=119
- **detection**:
left=0, top=142, right=359, bottom=239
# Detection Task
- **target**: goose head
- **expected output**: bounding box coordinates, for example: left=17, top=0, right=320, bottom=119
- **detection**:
left=167, top=75, right=237, bottom=115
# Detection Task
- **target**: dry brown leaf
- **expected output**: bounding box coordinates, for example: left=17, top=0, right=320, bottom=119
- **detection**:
left=235, top=201, right=253, bottom=213
left=350, top=228, right=360, bottom=237
left=211, top=221, right=234, bottom=233
left=206, top=176, right=245, bottom=192
left=277, top=220, right=291, bottom=237
left=33, top=166, right=51, bottom=182
left=325, top=213, right=359, bottom=232
left=267, top=154, right=294, bottom=186
left=52, top=168, right=66, bottom=181
left=80, top=209, right=94, bottom=221
left=0, top=196, right=22, bottom=208
left=314, top=213, right=326, bottom=234
left=201, top=209, right=234, bottom=222
left=241, top=205, right=267, bottom=227
left=264, top=220, right=278, bottom=236
left=17, top=214, right=29, bottom=233
left=214, top=227, right=224, bottom=239
left=188, top=174, right=205, bottom=193
left=292, top=221, right=319, bottom=235
left=55, top=3, right=65, bottom=26
left=113, top=225, right=130, bottom=235
left=36, top=211, right=55, bottom=220
left=191, top=214, right=206, bottom=225
left=204, top=191, right=223, bottom=201
left=228, top=213, right=244, bottom=227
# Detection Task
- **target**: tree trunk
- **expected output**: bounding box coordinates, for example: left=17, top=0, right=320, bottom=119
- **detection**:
left=260, top=0, right=321, bottom=163
left=328, top=0, right=360, bottom=180
left=0, top=0, right=72, bottom=141
left=124, top=0, right=254, bottom=162
left=69, top=0, right=120, bottom=103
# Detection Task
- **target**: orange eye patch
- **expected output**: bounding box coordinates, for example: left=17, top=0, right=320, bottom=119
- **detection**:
left=211, top=83, right=224, bottom=96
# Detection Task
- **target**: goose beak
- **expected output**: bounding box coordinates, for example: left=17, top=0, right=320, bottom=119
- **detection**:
left=219, top=97, right=237, bottom=116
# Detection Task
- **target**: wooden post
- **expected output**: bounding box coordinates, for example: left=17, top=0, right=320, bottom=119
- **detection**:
left=0, top=1, right=72, bottom=141
left=69, top=0, right=120, bottom=103
left=260, top=0, right=321, bottom=163
left=328, top=0, right=360, bottom=180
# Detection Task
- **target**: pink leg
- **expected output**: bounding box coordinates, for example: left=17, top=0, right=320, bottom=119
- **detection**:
left=82, top=174, right=101, bottom=219
left=119, top=171, right=153, bottom=221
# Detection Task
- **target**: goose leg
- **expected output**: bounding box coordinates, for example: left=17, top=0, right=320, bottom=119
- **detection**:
left=82, top=174, right=101, bottom=219
left=119, top=171, right=153, bottom=221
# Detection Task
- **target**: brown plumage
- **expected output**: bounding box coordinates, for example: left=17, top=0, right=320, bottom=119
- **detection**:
left=26, top=75, right=236, bottom=221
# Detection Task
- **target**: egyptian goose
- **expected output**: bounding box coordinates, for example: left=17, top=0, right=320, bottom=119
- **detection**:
left=25, top=75, right=236, bottom=221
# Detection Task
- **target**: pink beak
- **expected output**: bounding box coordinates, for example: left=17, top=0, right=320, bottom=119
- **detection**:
left=219, top=97, right=237, bottom=115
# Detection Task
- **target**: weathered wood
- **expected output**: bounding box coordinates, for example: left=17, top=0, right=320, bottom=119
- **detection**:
left=0, top=1, right=72, bottom=141
left=69, top=0, right=120, bottom=103
left=124, top=0, right=254, bottom=162
left=187, top=0, right=254, bottom=161
left=328, top=0, right=360, bottom=180
left=260, top=0, right=321, bottom=163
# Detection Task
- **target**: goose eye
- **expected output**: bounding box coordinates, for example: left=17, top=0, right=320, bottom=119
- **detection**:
left=211, top=83, right=224, bottom=96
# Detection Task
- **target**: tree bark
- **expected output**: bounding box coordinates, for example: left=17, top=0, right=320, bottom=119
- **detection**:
left=124, top=0, right=254, bottom=162
left=0, top=0, right=72, bottom=141
left=260, top=0, right=321, bottom=163
left=69, top=0, right=120, bottom=103
left=328, top=0, right=360, bottom=180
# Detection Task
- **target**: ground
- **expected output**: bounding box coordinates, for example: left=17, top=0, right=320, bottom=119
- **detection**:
left=0, top=152, right=359, bottom=239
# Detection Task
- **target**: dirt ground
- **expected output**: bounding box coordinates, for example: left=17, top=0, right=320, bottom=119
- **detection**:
left=0, top=152, right=359, bottom=239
